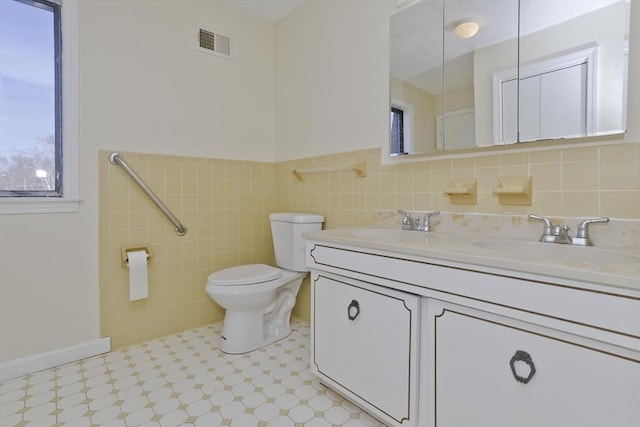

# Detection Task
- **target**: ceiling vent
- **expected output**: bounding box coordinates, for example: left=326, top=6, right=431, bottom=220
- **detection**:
left=197, top=28, right=231, bottom=58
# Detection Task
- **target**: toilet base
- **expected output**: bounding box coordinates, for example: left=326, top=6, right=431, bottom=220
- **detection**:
left=219, top=314, right=295, bottom=355
left=218, top=274, right=304, bottom=354
left=220, top=327, right=293, bottom=354
left=220, top=310, right=265, bottom=354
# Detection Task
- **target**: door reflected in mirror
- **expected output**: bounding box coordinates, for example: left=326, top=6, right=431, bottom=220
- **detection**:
left=389, top=0, right=630, bottom=156
left=515, top=0, right=629, bottom=143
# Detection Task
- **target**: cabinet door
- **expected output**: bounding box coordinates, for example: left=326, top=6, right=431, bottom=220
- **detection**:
left=429, top=300, right=640, bottom=427
left=312, top=272, right=420, bottom=427
left=517, top=75, right=541, bottom=142
left=539, top=62, right=587, bottom=139
left=501, top=62, right=588, bottom=143
left=500, top=78, right=518, bottom=144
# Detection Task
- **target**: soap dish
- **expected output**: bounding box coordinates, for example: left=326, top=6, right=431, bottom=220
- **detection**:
left=444, top=178, right=477, bottom=205
left=493, top=176, right=532, bottom=206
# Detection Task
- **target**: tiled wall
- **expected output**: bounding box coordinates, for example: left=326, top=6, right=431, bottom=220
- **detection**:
left=98, top=151, right=276, bottom=349
left=99, top=142, right=639, bottom=349
left=275, top=143, right=640, bottom=224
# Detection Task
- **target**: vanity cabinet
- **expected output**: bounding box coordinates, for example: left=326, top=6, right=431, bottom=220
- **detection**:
left=311, top=272, right=420, bottom=427
left=306, top=238, right=640, bottom=427
left=428, top=299, right=640, bottom=427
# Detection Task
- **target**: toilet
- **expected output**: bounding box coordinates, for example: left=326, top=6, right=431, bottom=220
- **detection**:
left=205, top=212, right=324, bottom=354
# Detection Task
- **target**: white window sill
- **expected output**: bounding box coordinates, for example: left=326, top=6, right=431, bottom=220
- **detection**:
left=0, top=198, right=81, bottom=215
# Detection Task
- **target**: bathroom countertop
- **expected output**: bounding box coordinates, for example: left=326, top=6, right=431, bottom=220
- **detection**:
left=304, top=227, right=640, bottom=293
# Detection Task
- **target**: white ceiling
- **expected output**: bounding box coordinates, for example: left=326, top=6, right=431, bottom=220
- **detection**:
left=219, top=0, right=307, bottom=23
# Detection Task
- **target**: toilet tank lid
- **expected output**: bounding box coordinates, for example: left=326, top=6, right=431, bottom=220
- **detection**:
left=208, top=264, right=282, bottom=286
left=269, top=213, right=324, bottom=223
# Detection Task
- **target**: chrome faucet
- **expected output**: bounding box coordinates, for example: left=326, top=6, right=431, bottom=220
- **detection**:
left=398, top=210, right=419, bottom=230
left=398, top=210, right=440, bottom=232
left=528, top=214, right=609, bottom=246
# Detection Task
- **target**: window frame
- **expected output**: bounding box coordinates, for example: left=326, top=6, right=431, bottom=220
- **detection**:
left=390, top=107, right=405, bottom=155
left=390, top=99, right=413, bottom=156
left=0, top=0, right=79, bottom=214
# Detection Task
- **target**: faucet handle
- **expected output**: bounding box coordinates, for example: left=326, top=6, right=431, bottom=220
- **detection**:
left=572, top=217, right=609, bottom=246
left=421, top=210, right=440, bottom=232
left=528, top=214, right=553, bottom=235
left=576, top=217, right=609, bottom=238
left=423, top=210, right=440, bottom=220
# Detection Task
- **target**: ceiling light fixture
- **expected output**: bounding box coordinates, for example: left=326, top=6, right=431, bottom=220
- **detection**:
left=454, top=21, right=479, bottom=39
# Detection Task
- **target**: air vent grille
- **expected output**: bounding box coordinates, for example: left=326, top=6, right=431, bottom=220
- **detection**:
left=199, top=29, right=216, bottom=51
left=198, top=28, right=231, bottom=58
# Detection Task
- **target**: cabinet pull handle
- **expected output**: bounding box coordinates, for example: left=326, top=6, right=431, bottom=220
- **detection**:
left=347, top=300, right=360, bottom=321
left=509, top=350, right=536, bottom=384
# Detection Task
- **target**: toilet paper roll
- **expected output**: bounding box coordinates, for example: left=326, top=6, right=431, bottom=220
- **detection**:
left=127, top=250, right=148, bottom=301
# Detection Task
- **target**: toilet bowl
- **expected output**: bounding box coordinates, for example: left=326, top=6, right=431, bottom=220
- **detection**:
left=205, top=213, right=324, bottom=354
left=206, top=264, right=305, bottom=354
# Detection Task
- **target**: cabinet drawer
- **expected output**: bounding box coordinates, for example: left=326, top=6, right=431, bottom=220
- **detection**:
left=311, top=271, right=420, bottom=427
left=429, top=300, right=640, bottom=427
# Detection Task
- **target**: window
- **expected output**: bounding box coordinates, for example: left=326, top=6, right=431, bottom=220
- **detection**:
left=390, top=99, right=413, bottom=156
left=390, top=107, right=405, bottom=155
left=0, top=0, right=61, bottom=197
left=0, top=0, right=77, bottom=213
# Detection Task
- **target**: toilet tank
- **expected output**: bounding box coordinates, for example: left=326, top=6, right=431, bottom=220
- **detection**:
left=269, top=213, right=324, bottom=272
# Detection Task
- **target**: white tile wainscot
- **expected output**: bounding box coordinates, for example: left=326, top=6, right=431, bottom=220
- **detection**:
left=304, top=226, right=640, bottom=427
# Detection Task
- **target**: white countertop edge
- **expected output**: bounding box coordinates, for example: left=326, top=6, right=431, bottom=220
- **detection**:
left=304, top=228, right=640, bottom=293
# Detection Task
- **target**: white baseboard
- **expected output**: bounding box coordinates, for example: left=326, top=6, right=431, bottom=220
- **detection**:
left=0, top=337, right=111, bottom=382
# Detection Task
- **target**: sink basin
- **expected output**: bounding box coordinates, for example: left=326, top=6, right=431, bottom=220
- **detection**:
left=473, top=240, right=640, bottom=265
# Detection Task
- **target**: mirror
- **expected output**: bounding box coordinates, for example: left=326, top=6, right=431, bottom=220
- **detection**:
left=390, top=0, right=444, bottom=155
left=443, top=0, right=518, bottom=151
left=390, top=0, right=631, bottom=156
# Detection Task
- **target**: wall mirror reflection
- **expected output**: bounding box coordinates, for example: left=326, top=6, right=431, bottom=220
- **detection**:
left=390, top=0, right=444, bottom=156
left=390, top=0, right=631, bottom=156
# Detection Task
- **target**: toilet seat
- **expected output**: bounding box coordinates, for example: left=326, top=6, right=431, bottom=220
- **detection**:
left=208, top=264, right=282, bottom=286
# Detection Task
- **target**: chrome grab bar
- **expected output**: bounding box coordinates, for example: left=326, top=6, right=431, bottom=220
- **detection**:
left=109, top=152, right=187, bottom=236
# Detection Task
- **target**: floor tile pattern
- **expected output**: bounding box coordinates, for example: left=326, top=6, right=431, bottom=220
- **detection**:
left=0, top=321, right=385, bottom=427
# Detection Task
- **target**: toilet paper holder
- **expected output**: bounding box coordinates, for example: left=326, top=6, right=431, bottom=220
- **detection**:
left=121, top=246, right=152, bottom=267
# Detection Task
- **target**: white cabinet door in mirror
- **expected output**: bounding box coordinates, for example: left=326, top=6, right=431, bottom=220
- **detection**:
left=496, top=46, right=595, bottom=144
